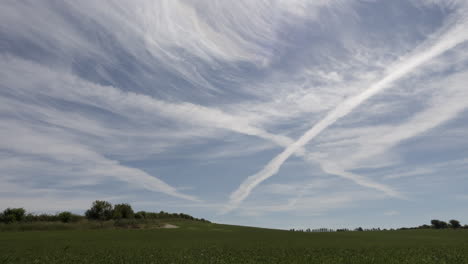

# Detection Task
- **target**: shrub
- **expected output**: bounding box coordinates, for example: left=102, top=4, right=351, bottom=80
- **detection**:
left=449, top=219, right=461, bottom=229
left=135, top=211, right=146, bottom=219
left=58, top=211, right=73, bottom=223
left=431, top=219, right=448, bottom=229
left=113, top=204, right=134, bottom=219
left=1, top=208, right=26, bottom=223
left=114, top=218, right=140, bottom=229
left=85, top=201, right=113, bottom=221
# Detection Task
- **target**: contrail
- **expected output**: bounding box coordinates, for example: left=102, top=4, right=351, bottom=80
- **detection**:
left=224, top=17, right=468, bottom=213
left=319, top=163, right=401, bottom=198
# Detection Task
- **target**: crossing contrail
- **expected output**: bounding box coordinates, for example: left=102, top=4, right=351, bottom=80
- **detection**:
left=223, top=16, right=468, bottom=213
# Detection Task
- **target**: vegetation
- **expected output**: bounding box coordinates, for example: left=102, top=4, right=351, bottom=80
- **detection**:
left=0, top=208, right=25, bottom=223
left=1, top=202, right=467, bottom=263
left=112, top=203, right=134, bottom=219
left=1, top=202, right=464, bottom=233
left=449, top=219, right=461, bottom=229
left=85, top=200, right=113, bottom=221
left=0, top=201, right=209, bottom=230
left=290, top=219, right=468, bottom=233
left=1, top=222, right=468, bottom=263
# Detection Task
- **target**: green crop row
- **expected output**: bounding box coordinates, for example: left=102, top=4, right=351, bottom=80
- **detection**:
left=1, top=223, right=468, bottom=264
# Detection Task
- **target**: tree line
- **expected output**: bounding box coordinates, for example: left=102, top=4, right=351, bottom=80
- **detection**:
left=290, top=219, right=468, bottom=232
left=0, top=200, right=210, bottom=224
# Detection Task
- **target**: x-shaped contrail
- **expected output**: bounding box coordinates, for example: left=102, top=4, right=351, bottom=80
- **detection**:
left=223, top=14, right=468, bottom=213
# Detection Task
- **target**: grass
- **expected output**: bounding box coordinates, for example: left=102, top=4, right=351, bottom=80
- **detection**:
left=0, top=218, right=181, bottom=232
left=1, top=220, right=468, bottom=263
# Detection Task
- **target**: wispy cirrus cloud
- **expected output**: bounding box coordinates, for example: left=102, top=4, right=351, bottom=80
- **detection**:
left=1, top=0, right=468, bottom=228
left=225, top=13, right=468, bottom=212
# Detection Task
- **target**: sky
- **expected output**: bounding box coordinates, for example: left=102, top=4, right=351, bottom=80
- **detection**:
left=1, top=0, right=468, bottom=230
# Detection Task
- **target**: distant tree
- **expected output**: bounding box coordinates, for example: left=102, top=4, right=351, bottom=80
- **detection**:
left=58, top=211, right=73, bottom=223
left=37, top=213, right=59, bottom=222
left=355, top=227, right=363, bottom=232
left=24, top=213, right=35, bottom=222
left=112, top=204, right=134, bottom=219
left=85, top=201, right=113, bottom=221
left=431, top=219, right=448, bottom=229
left=135, top=211, right=147, bottom=219
left=463, top=225, right=468, bottom=229
left=1, top=208, right=26, bottom=223
left=449, top=219, right=461, bottom=229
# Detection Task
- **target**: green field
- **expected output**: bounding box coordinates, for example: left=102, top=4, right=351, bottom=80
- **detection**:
left=1, top=220, right=468, bottom=264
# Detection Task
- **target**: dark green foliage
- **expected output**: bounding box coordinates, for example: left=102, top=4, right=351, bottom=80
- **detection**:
left=30, top=213, right=59, bottom=222
left=336, top=228, right=349, bottom=232
left=1, top=208, right=26, bottom=223
left=113, top=218, right=140, bottom=228
left=85, top=200, right=113, bottom=221
left=112, top=203, right=134, bottom=219
left=431, top=219, right=448, bottom=229
left=134, top=211, right=146, bottom=219
left=131, top=210, right=210, bottom=223
left=57, top=212, right=73, bottom=223
left=24, top=213, right=35, bottom=222
left=17, top=212, right=83, bottom=223
left=1, top=225, right=468, bottom=264
left=0, top=201, right=206, bottom=226
left=449, top=219, right=461, bottom=229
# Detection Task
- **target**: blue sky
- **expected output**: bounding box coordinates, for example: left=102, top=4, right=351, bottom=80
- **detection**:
left=1, top=0, right=468, bottom=230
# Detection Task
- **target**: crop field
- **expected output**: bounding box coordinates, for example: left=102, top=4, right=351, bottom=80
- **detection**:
left=1, top=221, right=468, bottom=264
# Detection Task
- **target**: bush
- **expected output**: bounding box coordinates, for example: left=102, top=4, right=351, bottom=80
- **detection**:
left=135, top=211, right=146, bottom=219
left=431, top=219, right=448, bottom=229
left=114, top=219, right=140, bottom=229
left=113, top=204, right=134, bottom=219
left=1, top=208, right=26, bottom=223
left=58, top=211, right=73, bottom=223
left=449, top=219, right=461, bottom=229
left=24, top=213, right=35, bottom=222
left=85, top=201, right=113, bottom=221
left=36, top=213, right=59, bottom=222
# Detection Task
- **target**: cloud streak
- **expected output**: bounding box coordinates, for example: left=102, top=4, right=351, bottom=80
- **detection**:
left=2, top=0, right=468, bottom=227
left=225, top=14, right=468, bottom=212
left=0, top=120, right=199, bottom=202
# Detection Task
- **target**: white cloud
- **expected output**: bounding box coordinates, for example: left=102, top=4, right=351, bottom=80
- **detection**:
left=2, top=0, right=468, bottom=225
left=0, top=119, right=198, bottom=201
left=224, top=13, right=468, bottom=212
left=237, top=190, right=387, bottom=216
left=383, top=168, right=435, bottom=180
left=313, top=69, right=468, bottom=171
